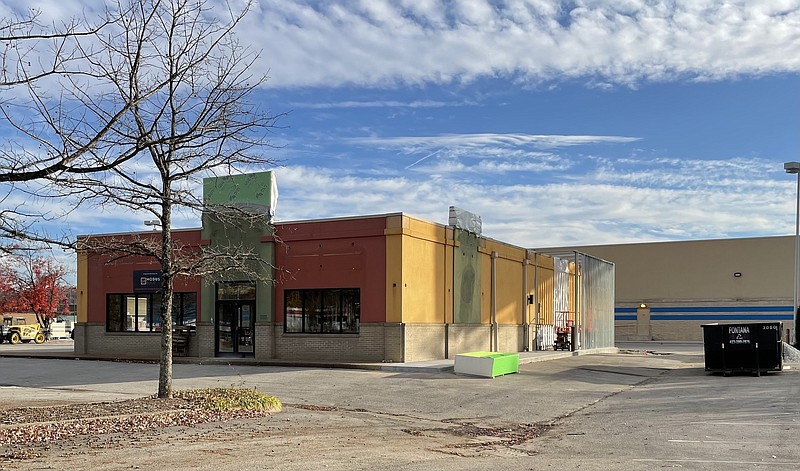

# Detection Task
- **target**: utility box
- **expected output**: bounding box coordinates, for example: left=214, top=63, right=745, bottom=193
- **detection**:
left=701, top=322, right=783, bottom=376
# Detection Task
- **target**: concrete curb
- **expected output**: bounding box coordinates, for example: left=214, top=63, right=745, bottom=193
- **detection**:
left=0, top=347, right=620, bottom=373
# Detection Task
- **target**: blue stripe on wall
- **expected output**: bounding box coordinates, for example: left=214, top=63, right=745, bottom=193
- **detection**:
left=614, top=305, right=794, bottom=322
left=615, top=306, right=793, bottom=314
left=650, top=314, right=794, bottom=321
left=651, top=306, right=791, bottom=313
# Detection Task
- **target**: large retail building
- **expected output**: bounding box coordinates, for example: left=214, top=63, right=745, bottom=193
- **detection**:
left=74, top=172, right=615, bottom=362
left=543, top=237, right=796, bottom=342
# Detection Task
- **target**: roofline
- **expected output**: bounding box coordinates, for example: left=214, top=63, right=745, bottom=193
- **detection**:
left=272, top=212, right=406, bottom=225
left=76, top=226, right=202, bottom=239
left=537, top=234, right=796, bottom=251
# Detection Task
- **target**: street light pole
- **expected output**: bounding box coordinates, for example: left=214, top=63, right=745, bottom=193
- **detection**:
left=784, top=162, right=800, bottom=346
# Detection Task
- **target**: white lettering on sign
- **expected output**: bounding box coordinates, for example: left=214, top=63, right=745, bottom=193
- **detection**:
left=728, top=325, right=751, bottom=345
left=140, top=276, right=160, bottom=285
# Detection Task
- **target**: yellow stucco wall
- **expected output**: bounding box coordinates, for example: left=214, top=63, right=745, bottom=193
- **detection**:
left=385, top=216, right=405, bottom=323
left=385, top=215, right=573, bottom=328
left=385, top=215, right=451, bottom=324
left=496, top=256, right=523, bottom=324
left=401, top=233, right=446, bottom=323
left=534, top=255, right=555, bottom=325
left=479, top=240, right=529, bottom=325
left=479, top=249, right=491, bottom=324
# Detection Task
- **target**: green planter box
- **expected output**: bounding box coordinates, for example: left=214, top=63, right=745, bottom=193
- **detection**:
left=454, top=352, right=520, bottom=378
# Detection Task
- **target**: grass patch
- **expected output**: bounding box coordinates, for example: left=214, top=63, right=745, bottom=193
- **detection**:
left=173, top=387, right=282, bottom=412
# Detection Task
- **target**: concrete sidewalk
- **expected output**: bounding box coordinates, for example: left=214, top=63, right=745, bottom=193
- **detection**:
left=0, top=340, right=619, bottom=373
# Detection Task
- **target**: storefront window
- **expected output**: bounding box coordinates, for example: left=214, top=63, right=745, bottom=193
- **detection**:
left=285, top=290, right=303, bottom=333
left=106, top=292, right=197, bottom=332
left=182, top=293, right=197, bottom=326
left=284, top=288, right=360, bottom=334
left=107, top=295, right=123, bottom=332
left=150, top=294, right=162, bottom=331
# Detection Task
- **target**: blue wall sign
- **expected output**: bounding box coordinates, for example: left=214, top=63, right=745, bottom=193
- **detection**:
left=133, top=270, right=162, bottom=292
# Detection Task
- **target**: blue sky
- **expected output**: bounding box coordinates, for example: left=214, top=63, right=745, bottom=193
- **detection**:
left=4, top=0, right=800, bottom=250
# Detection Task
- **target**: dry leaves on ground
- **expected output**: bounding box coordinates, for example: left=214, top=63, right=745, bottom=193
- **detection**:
left=0, top=388, right=281, bottom=457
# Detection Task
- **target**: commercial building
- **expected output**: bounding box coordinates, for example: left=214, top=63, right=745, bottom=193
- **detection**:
left=74, top=172, right=615, bottom=362
left=542, top=237, right=796, bottom=342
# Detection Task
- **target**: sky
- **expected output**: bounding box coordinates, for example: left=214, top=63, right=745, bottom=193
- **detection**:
left=4, top=0, right=800, bottom=252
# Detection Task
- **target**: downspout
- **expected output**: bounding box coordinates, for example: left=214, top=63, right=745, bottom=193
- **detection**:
left=522, top=256, right=529, bottom=352
left=491, top=250, right=498, bottom=352
left=444, top=232, right=450, bottom=359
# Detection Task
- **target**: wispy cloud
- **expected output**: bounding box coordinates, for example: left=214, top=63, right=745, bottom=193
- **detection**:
left=290, top=99, right=474, bottom=109
left=349, top=133, right=640, bottom=151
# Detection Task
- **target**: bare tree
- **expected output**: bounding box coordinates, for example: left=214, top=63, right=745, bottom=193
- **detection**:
left=74, top=0, right=282, bottom=398
left=1, top=9, right=101, bottom=87
left=0, top=6, right=150, bottom=251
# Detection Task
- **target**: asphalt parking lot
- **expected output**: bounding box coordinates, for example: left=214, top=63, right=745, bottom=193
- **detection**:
left=0, top=341, right=798, bottom=470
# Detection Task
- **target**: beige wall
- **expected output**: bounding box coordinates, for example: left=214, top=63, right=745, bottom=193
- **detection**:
left=566, top=236, right=792, bottom=304
left=542, top=236, right=795, bottom=341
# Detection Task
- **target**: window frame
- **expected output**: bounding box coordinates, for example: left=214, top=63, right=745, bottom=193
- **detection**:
left=284, top=288, right=360, bottom=334
left=106, top=292, right=197, bottom=332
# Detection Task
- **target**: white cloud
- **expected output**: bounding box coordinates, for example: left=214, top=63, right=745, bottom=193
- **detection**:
left=244, top=0, right=800, bottom=88
left=271, top=157, right=797, bottom=248
left=9, top=1, right=798, bottom=89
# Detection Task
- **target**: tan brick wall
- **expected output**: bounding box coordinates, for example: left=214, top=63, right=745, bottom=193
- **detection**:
left=82, top=323, right=204, bottom=358
left=84, top=324, right=160, bottom=358
left=615, top=321, right=637, bottom=340
left=274, top=323, right=389, bottom=361
left=650, top=320, right=794, bottom=342
left=651, top=321, right=703, bottom=341
left=383, top=324, right=404, bottom=363
left=80, top=318, right=624, bottom=362
left=196, top=323, right=215, bottom=358
left=616, top=300, right=794, bottom=342
left=254, top=323, right=275, bottom=360
left=447, top=324, right=490, bottom=356
left=497, top=325, right=524, bottom=353
left=72, top=323, right=89, bottom=354
left=403, top=324, right=446, bottom=362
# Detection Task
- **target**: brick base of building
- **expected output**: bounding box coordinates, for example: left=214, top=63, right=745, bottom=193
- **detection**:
left=74, top=322, right=544, bottom=363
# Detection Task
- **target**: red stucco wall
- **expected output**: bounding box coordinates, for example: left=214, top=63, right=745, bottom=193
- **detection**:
left=83, top=230, right=202, bottom=324
left=273, top=217, right=388, bottom=324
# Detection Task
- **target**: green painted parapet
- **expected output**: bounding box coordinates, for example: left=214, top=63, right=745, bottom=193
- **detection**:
left=454, top=352, right=520, bottom=378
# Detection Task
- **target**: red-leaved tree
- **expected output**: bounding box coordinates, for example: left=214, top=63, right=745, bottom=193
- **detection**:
left=0, top=255, right=69, bottom=333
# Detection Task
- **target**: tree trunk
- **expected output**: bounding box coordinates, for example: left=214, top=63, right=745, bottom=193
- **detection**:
left=157, top=192, right=174, bottom=398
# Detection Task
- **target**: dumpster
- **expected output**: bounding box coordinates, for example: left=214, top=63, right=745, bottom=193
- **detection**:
left=701, top=322, right=783, bottom=376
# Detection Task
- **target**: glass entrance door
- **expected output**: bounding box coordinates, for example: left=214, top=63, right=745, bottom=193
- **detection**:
left=237, top=303, right=254, bottom=354
left=216, top=301, right=255, bottom=356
